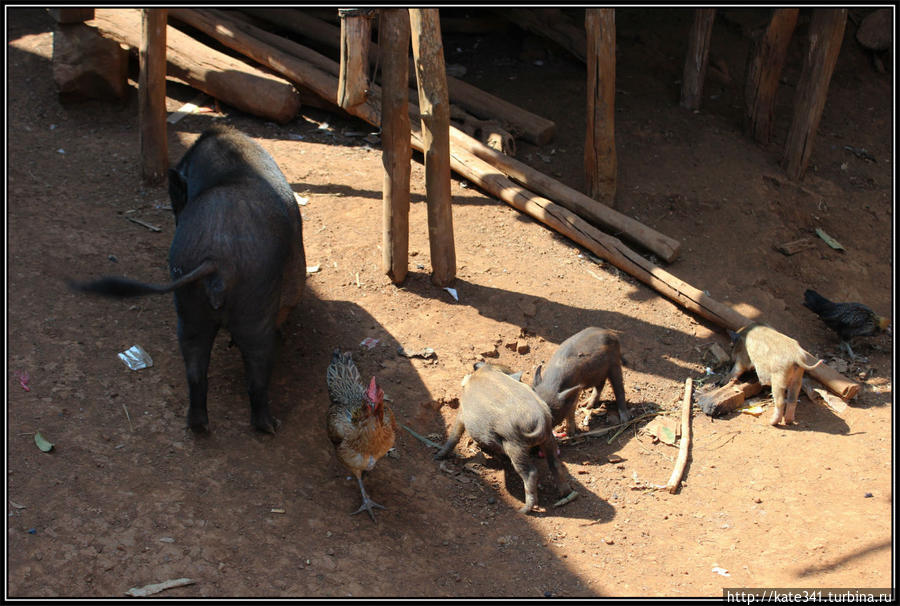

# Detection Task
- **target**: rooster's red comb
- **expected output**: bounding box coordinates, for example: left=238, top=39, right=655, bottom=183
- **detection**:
left=366, top=376, right=383, bottom=403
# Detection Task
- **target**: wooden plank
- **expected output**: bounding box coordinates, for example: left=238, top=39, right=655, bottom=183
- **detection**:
left=239, top=8, right=556, bottom=145
left=409, top=8, right=456, bottom=287
left=680, top=9, right=716, bottom=111
left=139, top=9, right=168, bottom=186
left=584, top=8, right=616, bottom=206
left=744, top=8, right=799, bottom=144
left=91, top=9, right=301, bottom=125
left=337, top=9, right=373, bottom=109
left=782, top=9, right=847, bottom=180
left=381, top=9, right=412, bottom=284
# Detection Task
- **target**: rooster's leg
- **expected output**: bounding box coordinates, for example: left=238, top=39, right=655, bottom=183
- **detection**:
left=351, top=473, right=385, bottom=523
left=840, top=340, right=867, bottom=363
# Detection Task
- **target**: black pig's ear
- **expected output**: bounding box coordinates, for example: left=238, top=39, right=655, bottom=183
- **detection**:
left=168, top=168, right=187, bottom=216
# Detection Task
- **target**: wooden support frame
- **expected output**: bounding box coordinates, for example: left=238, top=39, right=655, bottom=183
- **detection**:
left=680, top=8, right=716, bottom=111
left=584, top=8, right=616, bottom=206
left=409, top=8, right=456, bottom=287
left=139, top=9, right=168, bottom=186
left=380, top=9, right=412, bottom=284
left=782, top=9, right=847, bottom=180
left=744, top=8, right=799, bottom=145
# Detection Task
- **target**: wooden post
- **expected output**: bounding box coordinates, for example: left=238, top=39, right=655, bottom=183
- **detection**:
left=782, top=9, right=847, bottom=180
left=381, top=9, right=412, bottom=284
left=337, top=8, right=373, bottom=109
left=139, top=9, right=168, bottom=186
left=409, top=8, right=456, bottom=286
left=680, top=8, right=716, bottom=111
left=744, top=8, right=798, bottom=145
left=584, top=8, right=616, bottom=206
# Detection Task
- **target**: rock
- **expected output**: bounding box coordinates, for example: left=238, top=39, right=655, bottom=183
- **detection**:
left=856, top=9, right=891, bottom=51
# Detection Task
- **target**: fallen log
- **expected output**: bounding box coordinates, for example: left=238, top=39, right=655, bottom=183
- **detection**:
left=167, top=6, right=857, bottom=401
left=89, top=9, right=301, bottom=124
left=698, top=380, right=763, bottom=417
left=239, top=7, right=556, bottom=145
left=449, top=127, right=681, bottom=263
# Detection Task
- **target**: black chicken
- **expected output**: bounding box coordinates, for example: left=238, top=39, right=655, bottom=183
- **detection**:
left=803, top=289, right=890, bottom=360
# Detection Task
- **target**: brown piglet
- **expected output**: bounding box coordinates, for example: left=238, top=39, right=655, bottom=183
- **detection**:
left=533, top=327, right=630, bottom=435
left=727, top=323, right=823, bottom=426
left=434, top=364, right=571, bottom=514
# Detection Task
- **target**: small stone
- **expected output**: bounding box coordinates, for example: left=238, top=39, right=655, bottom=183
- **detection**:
left=864, top=492, right=874, bottom=498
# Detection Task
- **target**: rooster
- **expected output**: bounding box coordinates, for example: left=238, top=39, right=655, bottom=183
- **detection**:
left=326, top=350, right=397, bottom=523
left=803, top=289, right=890, bottom=360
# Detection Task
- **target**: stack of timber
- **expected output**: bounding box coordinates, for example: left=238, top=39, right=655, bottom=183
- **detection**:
left=88, top=9, right=301, bottom=124
left=85, top=8, right=857, bottom=400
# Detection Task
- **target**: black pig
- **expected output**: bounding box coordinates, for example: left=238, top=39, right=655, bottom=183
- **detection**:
left=70, top=125, right=305, bottom=434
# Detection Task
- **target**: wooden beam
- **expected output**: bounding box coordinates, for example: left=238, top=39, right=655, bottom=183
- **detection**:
left=782, top=9, right=847, bottom=180
left=680, top=9, right=716, bottom=111
left=744, top=8, right=799, bottom=145
left=584, top=8, right=616, bottom=206
left=139, top=9, right=168, bottom=186
left=380, top=9, right=412, bottom=284
left=91, top=9, right=301, bottom=125
left=239, top=8, right=556, bottom=145
left=409, top=8, right=456, bottom=287
left=337, top=8, right=373, bottom=109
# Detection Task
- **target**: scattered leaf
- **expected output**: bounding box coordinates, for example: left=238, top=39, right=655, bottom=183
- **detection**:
left=34, top=431, right=54, bottom=453
left=738, top=404, right=766, bottom=416
left=815, top=228, right=845, bottom=251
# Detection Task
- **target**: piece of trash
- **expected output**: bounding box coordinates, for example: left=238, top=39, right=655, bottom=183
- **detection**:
left=125, top=578, right=196, bottom=597
left=166, top=93, right=211, bottom=124
left=119, top=345, right=153, bottom=371
left=294, top=193, right=309, bottom=206
left=159, top=537, right=175, bottom=543
left=270, top=508, right=286, bottom=514
left=397, top=346, right=436, bottom=359
left=712, top=566, right=730, bottom=577
left=864, top=492, right=873, bottom=498
left=306, top=265, right=321, bottom=274
left=34, top=431, right=54, bottom=453
left=17, top=370, right=31, bottom=392
left=57, top=148, right=65, bottom=154
left=738, top=404, right=766, bottom=416
left=815, top=228, right=845, bottom=251
left=443, top=287, right=459, bottom=301
left=27, top=528, right=37, bottom=535
left=317, top=122, right=332, bottom=131
left=9, top=501, right=26, bottom=509
left=359, top=337, right=380, bottom=350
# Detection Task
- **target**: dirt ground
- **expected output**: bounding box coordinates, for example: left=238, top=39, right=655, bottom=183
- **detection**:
left=6, top=8, right=894, bottom=599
